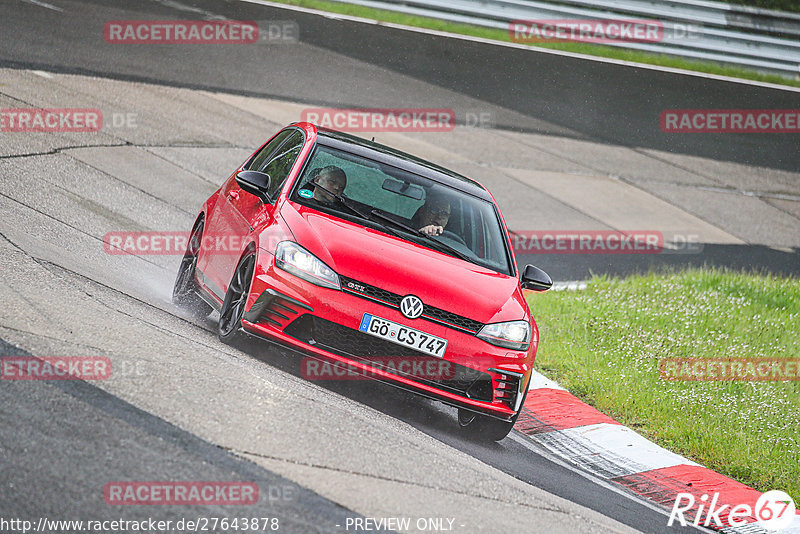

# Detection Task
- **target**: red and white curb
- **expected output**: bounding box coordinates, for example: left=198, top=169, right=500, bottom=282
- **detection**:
left=514, top=371, right=800, bottom=533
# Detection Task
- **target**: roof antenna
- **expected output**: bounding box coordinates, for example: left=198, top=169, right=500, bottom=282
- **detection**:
left=371, top=136, right=375, bottom=142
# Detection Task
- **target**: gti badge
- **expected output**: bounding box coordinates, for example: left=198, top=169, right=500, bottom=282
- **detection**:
left=400, top=295, right=424, bottom=319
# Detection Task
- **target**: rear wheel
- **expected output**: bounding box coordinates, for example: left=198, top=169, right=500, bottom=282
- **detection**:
left=173, top=218, right=212, bottom=318
left=218, top=254, right=255, bottom=344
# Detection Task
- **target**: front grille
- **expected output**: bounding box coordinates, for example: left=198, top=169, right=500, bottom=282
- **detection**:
left=339, top=276, right=484, bottom=334
left=426, top=305, right=484, bottom=333
left=341, top=277, right=401, bottom=307
left=284, top=314, right=493, bottom=402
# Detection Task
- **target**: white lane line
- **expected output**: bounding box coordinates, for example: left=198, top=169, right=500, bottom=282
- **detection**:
left=21, top=0, right=63, bottom=12
left=528, top=423, right=697, bottom=479
left=152, top=0, right=227, bottom=20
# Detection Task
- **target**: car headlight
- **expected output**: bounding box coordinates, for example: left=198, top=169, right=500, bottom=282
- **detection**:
left=477, top=320, right=530, bottom=350
left=275, top=241, right=340, bottom=290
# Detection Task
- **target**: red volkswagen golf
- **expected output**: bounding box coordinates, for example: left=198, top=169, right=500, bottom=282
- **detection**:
left=173, top=122, right=552, bottom=441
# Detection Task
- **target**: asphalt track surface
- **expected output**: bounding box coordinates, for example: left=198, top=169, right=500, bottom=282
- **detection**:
left=1, top=0, right=798, bottom=533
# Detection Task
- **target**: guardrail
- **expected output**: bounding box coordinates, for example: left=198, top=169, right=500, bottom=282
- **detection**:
left=331, top=0, right=800, bottom=78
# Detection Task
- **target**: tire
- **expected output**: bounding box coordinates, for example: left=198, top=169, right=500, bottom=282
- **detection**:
left=458, top=386, right=529, bottom=442
left=172, top=217, right=213, bottom=318
left=218, top=254, right=255, bottom=344
left=458, top=410, right=516, bottom=442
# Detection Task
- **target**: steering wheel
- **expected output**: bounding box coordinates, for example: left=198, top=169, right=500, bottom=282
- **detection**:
left=439, top=230, right=467, bottom=247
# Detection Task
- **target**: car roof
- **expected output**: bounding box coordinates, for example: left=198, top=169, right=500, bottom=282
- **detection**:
left=310, top=126, right=493, bottom=202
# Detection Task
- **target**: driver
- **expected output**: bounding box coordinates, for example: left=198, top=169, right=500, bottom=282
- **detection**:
left=412, top=190, right=451, bottom=237
left=312, top=165, right=347, bottom=205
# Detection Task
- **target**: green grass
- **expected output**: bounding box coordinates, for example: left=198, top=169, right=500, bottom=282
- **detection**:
left=274, top=0, right=800, bottom=88
left=526, top=268, right=800, bottom=500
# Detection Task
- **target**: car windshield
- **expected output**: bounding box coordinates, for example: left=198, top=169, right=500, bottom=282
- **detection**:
left=289, top=144, right=513, bottom=275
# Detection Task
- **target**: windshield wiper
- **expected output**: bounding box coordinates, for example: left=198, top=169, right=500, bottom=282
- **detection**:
left=310, top=187, right=472, bottom=263
left=311, top=183, right=371, bottom=220
left=370, top=209, right=472, bottom=263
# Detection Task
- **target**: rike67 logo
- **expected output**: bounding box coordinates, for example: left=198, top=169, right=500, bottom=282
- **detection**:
left=669, top=490, right=796, bottom=531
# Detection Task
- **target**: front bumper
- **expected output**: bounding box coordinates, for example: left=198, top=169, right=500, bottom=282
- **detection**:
left=241, top=254, right=532, bottom=421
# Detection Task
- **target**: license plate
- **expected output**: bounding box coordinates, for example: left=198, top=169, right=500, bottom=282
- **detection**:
left=358, top=313, right=447, bottom=358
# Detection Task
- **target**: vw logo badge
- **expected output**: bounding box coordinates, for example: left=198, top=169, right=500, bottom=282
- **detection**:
left=400, top=295, right=424, bottom=319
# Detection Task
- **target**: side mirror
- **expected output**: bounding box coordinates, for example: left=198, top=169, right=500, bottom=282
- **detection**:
left=521, top=264, right=552, bottom=292
left=235, top=170, right=271, bottom=202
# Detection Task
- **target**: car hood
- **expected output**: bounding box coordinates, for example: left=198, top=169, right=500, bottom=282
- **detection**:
left=280, top=202, right=528, bottom=324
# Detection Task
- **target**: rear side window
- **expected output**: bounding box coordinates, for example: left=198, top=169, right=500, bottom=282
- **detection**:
left=246, top=129, right=305, bottom=201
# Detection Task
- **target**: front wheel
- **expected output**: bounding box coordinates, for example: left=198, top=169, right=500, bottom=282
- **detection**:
left=458, top=409, right=516, bottom=442
left=458, top=386, right=529, bottom=442
left=173, top=218, right=212, bottom=318
left=218, top=254, right=255, bottom=344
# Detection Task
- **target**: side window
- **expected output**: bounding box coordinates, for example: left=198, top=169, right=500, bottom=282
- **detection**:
left=262, top=130, right=305, bottom=199
left=245, top=130, right=293, bottom=173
